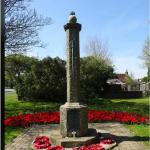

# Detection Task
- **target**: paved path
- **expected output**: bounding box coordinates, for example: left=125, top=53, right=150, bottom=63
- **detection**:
left=5, top=123, right=149, bottom=150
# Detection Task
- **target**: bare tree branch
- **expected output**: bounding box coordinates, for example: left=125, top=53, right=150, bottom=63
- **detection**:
left=85, top=36, right=112, bottom=65
left=5, top=0, right=52, bottom=55
left=139, top=38, right=150, bottom=68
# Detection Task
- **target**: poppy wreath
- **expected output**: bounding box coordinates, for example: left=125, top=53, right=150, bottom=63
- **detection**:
left=33, top=136, right=64, bottom=150
left=33, top=136, right=50, bottom=149
left=72, top=138, right=116, bottom=150
left=100, top=138, right=115, bottom=144
left=47, top=145, right=64, bottom=150
left=73, top=144, right=105, bottom=150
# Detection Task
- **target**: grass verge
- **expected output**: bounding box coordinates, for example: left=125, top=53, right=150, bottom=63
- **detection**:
left=125, top=124, right=150, bottom=147
left=5, top=126, right=23, bottom=145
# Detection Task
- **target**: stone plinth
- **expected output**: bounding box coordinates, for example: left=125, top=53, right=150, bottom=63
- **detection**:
left=50, top=128, right=99, bottom=148
left=60, top=103, right=88, bottom=137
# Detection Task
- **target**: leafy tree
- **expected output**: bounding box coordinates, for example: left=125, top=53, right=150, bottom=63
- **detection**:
left=148, top=67, right=150, bottom=81
left=141, top=76, right=148, bottom=82
left=7, top=54, right=114, bottom=101
left=20, top=57, right=66, bottom=102
left=5, top=0, right=52, bottom=54
left=142, top=68, right=150, bottom=82
left=5, top=71, right=14, bottom=88
left=5, top=54, right=38, bottom=98
left=80, top=56, right=114, bottom=99
left=125, top=72, right=135, bottom=86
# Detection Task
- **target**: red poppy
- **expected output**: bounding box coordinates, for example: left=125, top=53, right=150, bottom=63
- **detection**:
left=4, top=110, right=149, bottom=128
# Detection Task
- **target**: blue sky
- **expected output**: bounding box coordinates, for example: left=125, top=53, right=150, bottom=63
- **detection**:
left=28, top=0, right=148, bottom=79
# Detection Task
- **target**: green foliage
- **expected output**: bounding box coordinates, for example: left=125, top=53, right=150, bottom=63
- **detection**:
left=5, top=92, right=61, bottom=117
left=20, top=57, right=66, bottom=102
left=148, top=67, right=150, bottom=81
left=5, top=54, right=37, bottom=76
left=5, top=126, right=23, bottom=145
left=5, top=54, right=38, bottom=98
left=142, top=76, right=148, bottom=82
left=88, top=97, right=149, bottom=116
left=80, top=56, right=114, bottom=99
left=125, top=74, right=134, bottom=86
left=125, top=124, right=150, bottom=146
left=5, top=55, right=114, bottom=102
left=142, top=68, right=150, bottom=82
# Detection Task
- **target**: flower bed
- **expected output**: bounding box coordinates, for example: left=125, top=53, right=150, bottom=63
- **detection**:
left=4, top=110, right=148, bottom=128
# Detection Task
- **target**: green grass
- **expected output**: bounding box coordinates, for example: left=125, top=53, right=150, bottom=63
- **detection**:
left=5, top=92, right=149, bottom=146
left=125, top=124, right=150, bottom=147
left=87, top=97, right=149, bottom=115
left=5, top=126, right=23, bottom=144
left=5, top=92, right=61, bottom=117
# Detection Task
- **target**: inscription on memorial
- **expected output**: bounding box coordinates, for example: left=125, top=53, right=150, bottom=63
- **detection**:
left=67, top=110, right=80, bottom=133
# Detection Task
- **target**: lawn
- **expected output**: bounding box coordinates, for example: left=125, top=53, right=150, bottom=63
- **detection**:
left=5, top=92, right=149, bottom=146
left=5, top=92, right=61, bottom=117
left=87, top=97, right=149, bottom=115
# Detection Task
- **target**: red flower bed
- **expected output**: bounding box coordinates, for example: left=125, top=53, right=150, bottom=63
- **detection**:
left=88, top=110, right=148, bottom=124
left=5, top=112, right=60, bottom=128
left=4, top=110, right=149, bottom=128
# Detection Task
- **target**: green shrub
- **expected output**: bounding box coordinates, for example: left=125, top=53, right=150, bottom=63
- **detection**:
left=6, top=54, right=114, bottom=102
left=21, top=57, right=66, bottom=102
left=80, top=56, right=114, bottom=100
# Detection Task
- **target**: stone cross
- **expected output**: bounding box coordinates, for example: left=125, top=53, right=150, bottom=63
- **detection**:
left=60, top=12, right=88, bottom=138
left=64, top=12, right=81, bottom=103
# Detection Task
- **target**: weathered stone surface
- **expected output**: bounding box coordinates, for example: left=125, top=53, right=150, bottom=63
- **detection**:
left=60, top=102, right=88, bottom=137
left=60, top=12, right=89, bottom=139
left=64, top=12, right=81, bottom=103
left=50, top=128, right=99, bottom=148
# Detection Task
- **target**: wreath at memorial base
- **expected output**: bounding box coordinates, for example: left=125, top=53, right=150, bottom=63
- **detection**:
left=33, top=136, right=116, bottom=150
left=33, top=136, right=64, bottom=150
left=73, top=138, right=116, bottom=150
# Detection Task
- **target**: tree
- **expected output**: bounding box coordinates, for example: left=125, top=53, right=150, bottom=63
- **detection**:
left=5, top=54, right=38, bottom=98
left=139, top=38, right=150, bottom=81
left=80, top=56, right=114, bottom=99
left=18, top=57, right=66, bottom=101
left=5, top=0, right=52, bottom=54
left=125, top=72, right=135, bottom=87
left=142, top=76, right=148, bottom=82
left=5, top=54, right=37, bottom=80
left=85, top=37, right=112, bottom=65
left=139, top=38, right=150, bottom=68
